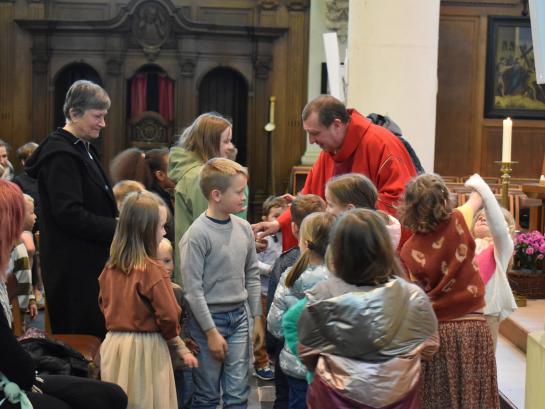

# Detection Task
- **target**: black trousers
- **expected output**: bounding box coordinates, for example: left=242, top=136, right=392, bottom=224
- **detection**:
left=1, top=375, right=127, bottom=409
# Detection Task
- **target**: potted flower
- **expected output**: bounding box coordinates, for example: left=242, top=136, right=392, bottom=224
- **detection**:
left=508, top=231, right=545, bottom=299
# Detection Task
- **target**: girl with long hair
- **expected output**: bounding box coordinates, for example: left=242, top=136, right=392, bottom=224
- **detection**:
left=99, top=190, right=197, bottom=409
left=398, top=173, right=499, bottom=409
left=267, top=212, right=335, bottom=409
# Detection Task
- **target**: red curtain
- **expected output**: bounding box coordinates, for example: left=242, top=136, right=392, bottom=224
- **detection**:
left=130, top=73, right=147, bottom=118
left=159, top=74, right=173, bottom=122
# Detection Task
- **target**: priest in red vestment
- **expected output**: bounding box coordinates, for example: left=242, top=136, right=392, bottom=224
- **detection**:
left=253, top=95, right=417, bottom=250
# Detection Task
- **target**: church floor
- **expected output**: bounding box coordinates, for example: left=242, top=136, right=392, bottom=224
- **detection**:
left=248, top=376, right=275, bottom=409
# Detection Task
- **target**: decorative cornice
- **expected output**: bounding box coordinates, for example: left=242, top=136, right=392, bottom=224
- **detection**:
left=16, top=0, right=288, bottom=40
left=286, top=0, right=309, bottom=12
left=258, top=0, right=280, bottom=11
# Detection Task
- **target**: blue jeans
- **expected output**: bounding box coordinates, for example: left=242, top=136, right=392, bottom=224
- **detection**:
left=188, top=307, right=250, bottom=409
left=286, top=375, right=307, bottom=409
left=174, top=368, right=193, bottom=408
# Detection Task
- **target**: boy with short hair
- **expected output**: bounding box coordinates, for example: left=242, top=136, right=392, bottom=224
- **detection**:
left=254, top=195, right=288, bottom=380
left=180, top=157, right=263, bottom=409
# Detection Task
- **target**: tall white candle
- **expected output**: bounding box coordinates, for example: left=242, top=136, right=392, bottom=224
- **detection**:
left=502, top=117, right=512, bottom=162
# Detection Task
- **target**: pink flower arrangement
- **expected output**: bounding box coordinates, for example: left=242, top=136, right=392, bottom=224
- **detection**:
left=514, top=231, right=545, bottom=272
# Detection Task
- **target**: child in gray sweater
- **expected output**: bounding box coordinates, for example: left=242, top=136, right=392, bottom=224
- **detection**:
left=179, top=157, right=263, bottom=409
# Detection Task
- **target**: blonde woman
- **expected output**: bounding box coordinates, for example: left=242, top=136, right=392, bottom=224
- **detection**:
left=99, top=191, right=197, bottom=409
left=168, top=113, right=248, bottom=284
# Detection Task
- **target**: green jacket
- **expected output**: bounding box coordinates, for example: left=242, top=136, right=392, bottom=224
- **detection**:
left=168, top=146, right=248, bottom=285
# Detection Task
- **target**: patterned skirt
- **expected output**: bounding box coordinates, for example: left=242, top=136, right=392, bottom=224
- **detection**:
left=421, top=318, right=499, bottom=409
left=100, top=331, right=177, bottom=409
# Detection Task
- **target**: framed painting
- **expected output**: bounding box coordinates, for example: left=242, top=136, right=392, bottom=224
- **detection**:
left=485, top=17, right=545, bottom=119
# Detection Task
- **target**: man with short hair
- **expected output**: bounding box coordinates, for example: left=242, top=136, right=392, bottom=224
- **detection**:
left=254, top=95, right=417, bottom=249
left=26, top=80, right=117, bottom=338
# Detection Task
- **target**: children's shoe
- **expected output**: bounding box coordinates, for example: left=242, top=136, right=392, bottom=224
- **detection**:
left=255, top=364, right=274, bottom=381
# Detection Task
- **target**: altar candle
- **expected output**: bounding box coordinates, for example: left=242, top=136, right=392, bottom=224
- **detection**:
left=502, top=117, right=512, bottom=162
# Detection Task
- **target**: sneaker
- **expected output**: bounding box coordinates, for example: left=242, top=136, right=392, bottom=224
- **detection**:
left=255, top=364, right=275, bottom=381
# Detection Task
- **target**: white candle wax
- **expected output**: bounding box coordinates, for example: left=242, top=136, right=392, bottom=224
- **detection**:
left=502, top=117, right=512, bottom=162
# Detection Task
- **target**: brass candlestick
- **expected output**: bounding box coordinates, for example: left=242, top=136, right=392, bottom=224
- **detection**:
left=495, top=161, right=517, bottom=209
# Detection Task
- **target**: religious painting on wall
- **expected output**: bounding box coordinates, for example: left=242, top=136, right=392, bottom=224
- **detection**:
left=485, top=17, right=545, bottom=119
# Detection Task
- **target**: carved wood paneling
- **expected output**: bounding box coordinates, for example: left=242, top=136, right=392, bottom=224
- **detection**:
left=5, top=0, right=306, bottom=220
left=435, top=2, right=544, bottom=179
left=435, top=16, right=480, bottom=176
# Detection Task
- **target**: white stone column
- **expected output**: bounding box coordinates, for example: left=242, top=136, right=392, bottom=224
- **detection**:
left=346, top=0, right=440, bottom=172
left=301, top=0, right=347, bottom=165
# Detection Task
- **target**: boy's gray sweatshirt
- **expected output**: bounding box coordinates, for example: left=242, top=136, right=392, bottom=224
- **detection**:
left=179, top=213, right=261, bottom=332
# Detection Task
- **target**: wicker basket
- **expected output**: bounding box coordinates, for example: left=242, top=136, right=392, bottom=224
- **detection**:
left=508, top=270, right=545, bottom=299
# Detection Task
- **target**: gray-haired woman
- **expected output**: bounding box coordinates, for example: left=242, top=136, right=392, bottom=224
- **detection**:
left=26, top=80, right=118, bottom=338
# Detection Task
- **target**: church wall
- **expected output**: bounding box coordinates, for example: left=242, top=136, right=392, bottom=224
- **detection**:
left=436, top=0, right=545, bottom=178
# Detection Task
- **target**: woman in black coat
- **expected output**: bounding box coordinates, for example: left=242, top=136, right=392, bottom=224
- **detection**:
left=26, top=80, right=117, bottom=338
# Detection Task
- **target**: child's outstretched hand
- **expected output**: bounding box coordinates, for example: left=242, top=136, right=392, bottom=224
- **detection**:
left=464, top=173, right=486, bottom=191
left=182, top=352, right=199, bottom=368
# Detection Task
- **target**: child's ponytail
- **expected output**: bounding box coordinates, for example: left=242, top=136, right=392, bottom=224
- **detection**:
left=285, top=248, right=311, bottom=288
left=284, top=212, right=335, bottom=288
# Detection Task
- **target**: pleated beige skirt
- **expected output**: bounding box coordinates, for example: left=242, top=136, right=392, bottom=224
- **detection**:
left=100, top=331, right=177, bottom=409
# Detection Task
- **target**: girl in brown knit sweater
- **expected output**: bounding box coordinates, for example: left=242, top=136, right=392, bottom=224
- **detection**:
left=398, top=173, right=499, bottom=409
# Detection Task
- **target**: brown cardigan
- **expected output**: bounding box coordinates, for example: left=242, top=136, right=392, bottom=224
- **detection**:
left=400, top=210, right=485, bottom=321
left=99, top=259, right=181, bottom=340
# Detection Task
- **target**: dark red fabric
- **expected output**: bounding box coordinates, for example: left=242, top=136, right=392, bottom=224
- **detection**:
left=307, top=373, right=421, bottom=409
left=333, top=151, right=355, bottom=176
left=278, top=110, right=417, bottom=250
left=130, top=73, right=147, bottom=118
left=158, top=74, right=173, bottom=122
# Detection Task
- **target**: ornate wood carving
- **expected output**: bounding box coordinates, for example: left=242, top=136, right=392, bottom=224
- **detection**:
left=131, top=1, right=172, bottom=61
left=129, top=111, right=170, bottom=146
left=177, top=55, right=196, bottom=78
left=13, top=0, right=304, bottom=219
left=325, top=0, right=349, bottom=43
left=286, top=0, right=309, bottom=12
